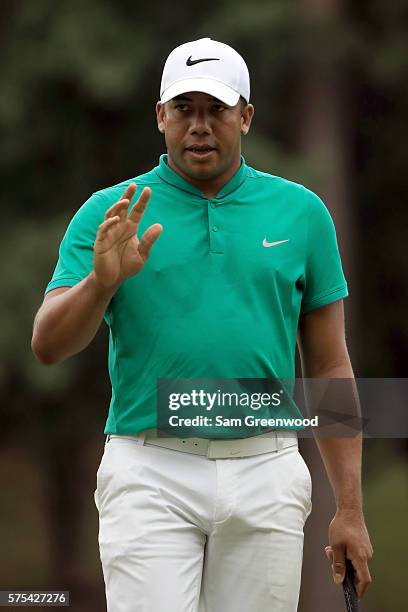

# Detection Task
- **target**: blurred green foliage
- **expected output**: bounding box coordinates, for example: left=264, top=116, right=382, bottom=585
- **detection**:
left=1, top=0, right=407, bottom=387
left=0, top=1, right=407, bottom=608
left=363, top=442, right=408, bottom=611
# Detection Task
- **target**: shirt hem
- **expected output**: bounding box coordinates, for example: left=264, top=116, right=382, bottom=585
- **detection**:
left=44, top=277, right=82, bottom=294
left=301, top=285, right=349, bottom=314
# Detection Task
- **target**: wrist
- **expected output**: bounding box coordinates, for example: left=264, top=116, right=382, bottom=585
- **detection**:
left=88, top=271, right=121, bottom=299
left=336, top=504, right=363, bottom=514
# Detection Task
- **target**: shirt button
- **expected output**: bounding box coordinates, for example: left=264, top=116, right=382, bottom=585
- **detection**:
left=210, top=202, right=216, bottom=208
left=212, top=225, right=218, bottom=232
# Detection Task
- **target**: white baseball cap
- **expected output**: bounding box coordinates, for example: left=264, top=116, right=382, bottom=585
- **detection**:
left=160, top=37, right=250, bottom=107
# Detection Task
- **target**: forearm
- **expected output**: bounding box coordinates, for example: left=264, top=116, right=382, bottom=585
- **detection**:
left=31, top=272, right=118, bottom=365
left=298, top=305, right=373, bottom=595
left=305, top=361, right=363, bottom=510
left=315, top=435, right=362, bottom=510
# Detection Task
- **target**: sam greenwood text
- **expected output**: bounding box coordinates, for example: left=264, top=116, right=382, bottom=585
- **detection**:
left=168, top=415, right=319, bottom=428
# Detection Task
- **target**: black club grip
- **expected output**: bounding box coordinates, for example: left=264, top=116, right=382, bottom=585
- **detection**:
left=342, top=559, right=360, bottom=612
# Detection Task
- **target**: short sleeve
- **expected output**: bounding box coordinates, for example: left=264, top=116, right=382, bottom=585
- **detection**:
left=45, top=192, right=106, bottom=294
left=300, top=191, right=348, bottom=314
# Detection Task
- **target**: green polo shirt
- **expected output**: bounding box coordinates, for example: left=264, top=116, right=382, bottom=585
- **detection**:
left=45, top=154, right=348, bottom=436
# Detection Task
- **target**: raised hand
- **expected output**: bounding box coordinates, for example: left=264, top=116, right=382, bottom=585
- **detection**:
left=93, top=183, right=162, bottom=289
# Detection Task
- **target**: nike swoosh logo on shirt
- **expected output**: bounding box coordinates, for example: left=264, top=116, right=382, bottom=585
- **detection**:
left=262, top=239, right=290, bottom=248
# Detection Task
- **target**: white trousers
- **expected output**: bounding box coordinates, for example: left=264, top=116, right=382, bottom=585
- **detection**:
left=94, top=435, right=312, bottom=612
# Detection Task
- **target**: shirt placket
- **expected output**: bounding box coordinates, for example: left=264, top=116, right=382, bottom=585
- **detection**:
left=207, top=199, right=225, bottom=254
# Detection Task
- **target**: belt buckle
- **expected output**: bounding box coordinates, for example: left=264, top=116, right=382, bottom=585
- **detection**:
left=207, top=439, right=245, bottom=459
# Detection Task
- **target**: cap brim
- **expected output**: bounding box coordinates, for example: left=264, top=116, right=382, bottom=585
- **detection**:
left=160, top=78, right=240, bottom=107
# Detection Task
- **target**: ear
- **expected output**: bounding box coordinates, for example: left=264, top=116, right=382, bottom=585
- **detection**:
left=156, top=101, right=165, bottom=134
left=241, top=103, right=254, bottom=135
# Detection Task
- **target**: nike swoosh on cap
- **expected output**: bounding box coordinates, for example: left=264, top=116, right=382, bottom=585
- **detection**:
left=262, top=239, right=290, bottom=248
left=186, top=56, right=220, bottom=66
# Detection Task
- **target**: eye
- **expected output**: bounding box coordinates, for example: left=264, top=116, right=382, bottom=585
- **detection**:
left=175, top=104, right=189, bottom=111
left=213, top=104, right=226, bottom=112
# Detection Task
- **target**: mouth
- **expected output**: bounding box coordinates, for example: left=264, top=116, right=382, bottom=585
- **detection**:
left=185, top=145, right=216, bottom=160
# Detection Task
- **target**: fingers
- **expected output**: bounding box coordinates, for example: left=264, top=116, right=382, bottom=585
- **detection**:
left=94, top=216, right=123, bottom=254
left=96, top=216, right=120, bottom=241
left=138, top=223, right=163, bottom=261
left=121, top=182, right=137, bottom=203
left=105, top=198, right=130, bottom=221
left=325, top=546, right=338, bottom=582
left=128, top=186, right=152, bottom=226
left=105, top=184, right=151, bottom=227
left=325, top=545, right=372, bottom=599
left=352, top=557, right=372, bottom=599
left=330, top=544, right=346, bottom=584
left=105, top=183, right=137, bottom=221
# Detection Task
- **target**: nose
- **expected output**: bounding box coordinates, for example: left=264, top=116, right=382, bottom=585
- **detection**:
left=189, top=109, right=212, bottom=135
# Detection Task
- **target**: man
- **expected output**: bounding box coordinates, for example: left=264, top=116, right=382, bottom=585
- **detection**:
left=32, top=38, right=373, bottom=611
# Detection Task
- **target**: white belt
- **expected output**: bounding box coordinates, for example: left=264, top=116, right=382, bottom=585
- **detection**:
left=108, top=429, right=298, bottom=459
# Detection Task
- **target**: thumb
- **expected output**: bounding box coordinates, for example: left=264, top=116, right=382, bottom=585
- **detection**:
left=331, top=545, right=346, bottom=584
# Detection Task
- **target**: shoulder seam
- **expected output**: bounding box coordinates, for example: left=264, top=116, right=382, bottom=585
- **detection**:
left=246, top=172, right=309, bottom=192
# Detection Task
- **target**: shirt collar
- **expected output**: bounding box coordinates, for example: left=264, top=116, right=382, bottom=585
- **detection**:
left=154, top=153, right=248, bottom=200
